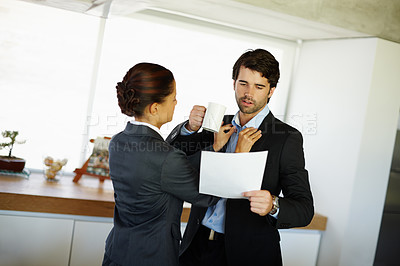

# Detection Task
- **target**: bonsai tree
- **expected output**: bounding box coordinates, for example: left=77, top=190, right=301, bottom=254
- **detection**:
left=0, top=130, right=26, bottom=158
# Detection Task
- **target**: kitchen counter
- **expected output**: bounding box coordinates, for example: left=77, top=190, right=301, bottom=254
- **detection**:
left=0, top=172, right=326, bottom=230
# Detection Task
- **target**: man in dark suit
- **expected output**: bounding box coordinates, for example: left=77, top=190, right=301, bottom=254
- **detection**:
left=167, top=49, right=314, bottom=266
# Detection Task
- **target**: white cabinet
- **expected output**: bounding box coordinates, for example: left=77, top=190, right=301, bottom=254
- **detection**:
left=0, top=212, right=322, bottom=266
left=279, top=229, right=322, bottom=266
left=0, top=212, right=113, bottom=266
left=0, top=215, right=74, bottom=266
left=69, top=221, right=113, bottom=266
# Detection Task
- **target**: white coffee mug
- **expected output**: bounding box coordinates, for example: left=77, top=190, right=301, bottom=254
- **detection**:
left=202, top=102, right=227, bottom=133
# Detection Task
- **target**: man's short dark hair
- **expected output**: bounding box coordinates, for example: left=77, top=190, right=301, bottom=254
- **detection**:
left=232, top=49, right=280, bottom=88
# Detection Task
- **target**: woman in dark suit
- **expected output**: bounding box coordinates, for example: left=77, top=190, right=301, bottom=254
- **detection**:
left=102, top=63, right=236, bottom=266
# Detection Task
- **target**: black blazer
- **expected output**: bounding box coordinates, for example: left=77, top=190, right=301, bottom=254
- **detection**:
left=167, top=112, right=314, bottom=266
left=104, top=123, right=218, bottom=266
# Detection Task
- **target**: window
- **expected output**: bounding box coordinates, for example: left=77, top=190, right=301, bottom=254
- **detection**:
left=0, top=0, right=99, bottom=172
left=0, top=0, right=296, bottom=172
left=90, top=13, right=296, bottom=144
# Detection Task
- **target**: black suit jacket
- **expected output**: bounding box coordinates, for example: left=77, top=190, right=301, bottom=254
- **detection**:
left=104, top=123, right=219, bottom=266
left=167, top=112, right=314, bottom=266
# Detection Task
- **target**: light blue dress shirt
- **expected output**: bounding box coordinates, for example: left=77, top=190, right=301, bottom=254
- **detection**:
left=181, top=105, right=273, bottom=234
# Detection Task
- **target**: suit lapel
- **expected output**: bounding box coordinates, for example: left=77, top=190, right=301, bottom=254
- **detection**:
left=250, top=112, right=274, bottom=152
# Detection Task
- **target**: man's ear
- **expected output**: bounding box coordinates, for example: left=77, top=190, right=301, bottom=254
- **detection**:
left=149, top=102, right=158, bottom=116
left=233, top=80, right=236, bottom=91
left=268, top=87, right=276, bottom=99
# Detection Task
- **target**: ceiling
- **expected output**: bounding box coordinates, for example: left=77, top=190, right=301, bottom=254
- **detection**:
left=19, top=0, right=399, bottom=43
left=235, top=0, right=400, bottom=44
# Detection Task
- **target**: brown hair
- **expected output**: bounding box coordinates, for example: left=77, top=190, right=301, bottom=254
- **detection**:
left=232, top=49, right=280, bottom=88
left=116, top=63, right=174, bottom=117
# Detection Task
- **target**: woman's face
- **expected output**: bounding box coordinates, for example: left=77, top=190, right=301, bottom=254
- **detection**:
left=158, top=80, right=177, bottom=126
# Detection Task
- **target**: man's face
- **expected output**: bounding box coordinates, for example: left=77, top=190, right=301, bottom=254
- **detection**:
left=234, top=66, right=275, bottom=115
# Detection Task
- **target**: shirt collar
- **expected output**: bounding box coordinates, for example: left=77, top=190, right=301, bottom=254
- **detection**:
left=129, top=120, right=164, bottom=139
left=232, top=104, right=270, bottom=129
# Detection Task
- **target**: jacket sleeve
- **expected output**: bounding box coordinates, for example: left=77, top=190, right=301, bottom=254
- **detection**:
left=275, top=131, right=314, bottom=229
left=166, top=121, right=214, bottom=156
left=160, top=148, right=219, bottom=207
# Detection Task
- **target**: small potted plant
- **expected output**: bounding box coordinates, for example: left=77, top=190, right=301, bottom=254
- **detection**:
left=0, top=130, right=26, bottom=172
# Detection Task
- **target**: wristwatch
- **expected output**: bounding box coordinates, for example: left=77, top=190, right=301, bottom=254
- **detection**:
left=269, top=195, right=279, bottom=215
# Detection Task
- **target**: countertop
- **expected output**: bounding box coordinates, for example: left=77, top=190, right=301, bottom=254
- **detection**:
left=0, top=172, right=326, bottom=230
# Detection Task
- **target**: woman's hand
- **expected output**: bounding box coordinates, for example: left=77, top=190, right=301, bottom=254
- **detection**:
left=185, top=105, right=206, bottom=132
left=213, top=124, right=235, bottom=152
left=235, top=127, right=262, bottom=153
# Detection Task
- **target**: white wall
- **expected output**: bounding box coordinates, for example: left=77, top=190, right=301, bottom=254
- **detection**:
left=286, top=38, right=400, bottom=266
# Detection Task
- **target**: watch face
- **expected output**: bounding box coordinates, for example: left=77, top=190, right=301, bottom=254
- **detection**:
left=269, top=196, right=279, bottom=215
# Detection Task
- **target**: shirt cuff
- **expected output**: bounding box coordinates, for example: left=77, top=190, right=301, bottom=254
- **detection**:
left=180, top=122, right=195, bottom=135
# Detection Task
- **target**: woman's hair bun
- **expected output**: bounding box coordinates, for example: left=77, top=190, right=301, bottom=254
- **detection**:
left=116, top=63, right=174, bottom=118
left=116, top=81, right=138, bottom=117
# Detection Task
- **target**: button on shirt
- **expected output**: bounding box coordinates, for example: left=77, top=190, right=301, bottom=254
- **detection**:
left=181, top=104, right=271, bottom=234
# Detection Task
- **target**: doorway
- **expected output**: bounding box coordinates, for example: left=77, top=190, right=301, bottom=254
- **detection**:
left=374, top=115, right=400, bottom=266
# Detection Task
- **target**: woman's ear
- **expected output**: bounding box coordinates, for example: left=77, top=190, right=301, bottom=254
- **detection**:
left=149, top=102, right=158, bottom=116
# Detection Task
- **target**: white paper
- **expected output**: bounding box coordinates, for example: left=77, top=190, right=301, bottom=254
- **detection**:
left=199, top=151, right=268, bottom=198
